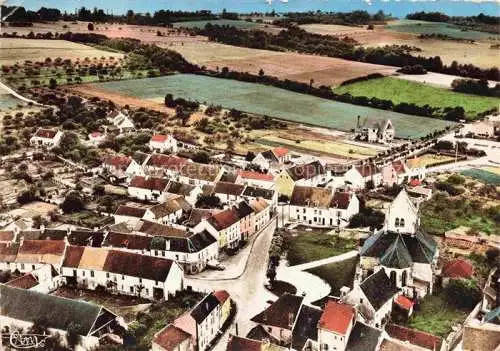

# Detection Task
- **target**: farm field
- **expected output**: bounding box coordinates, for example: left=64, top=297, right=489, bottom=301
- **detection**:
left=173, top=19, right=261, bottom=29
left=0, top=38, right=123, bottom=65
left=88, top=74, right=457, bottom=139
left=385, top=20, right=498, bottom=41
left=394, top=72, right=498, bottom=89
left=255, top=134, right=378, bottom=160
left=409, top=153, right=455, bottom=168
left=460, top=168, right=500, bottom=185
left=334, top=77, right=500, bottom=118
left=0, top=92, right=21, bottom=110
left=173, top=42, right=397, bottom=87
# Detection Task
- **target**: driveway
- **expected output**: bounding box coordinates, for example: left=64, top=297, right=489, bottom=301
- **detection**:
left=185, top=217, right=277, bottom=350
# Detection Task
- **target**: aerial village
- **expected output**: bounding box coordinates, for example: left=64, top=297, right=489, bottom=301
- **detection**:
left=0, top=4, right=499, bottom=351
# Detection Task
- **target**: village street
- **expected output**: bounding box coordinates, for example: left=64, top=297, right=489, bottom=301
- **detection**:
left=185, top=217, right=277, bottom=351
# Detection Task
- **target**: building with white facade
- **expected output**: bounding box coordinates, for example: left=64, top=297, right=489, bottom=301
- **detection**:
left=30, top=128, right=63, bottom=149
left=128, top=176, right=169, bottom=202
left=149, top=134, right=178, bottom=153
left=356, top=118, right=395, bottom=144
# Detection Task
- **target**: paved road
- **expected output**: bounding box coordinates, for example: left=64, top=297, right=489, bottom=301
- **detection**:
left=185, top=218, right=277, bottom=350
left=288, top=250, right=358, bottom=271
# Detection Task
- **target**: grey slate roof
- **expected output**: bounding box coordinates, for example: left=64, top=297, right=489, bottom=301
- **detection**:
left=0, top=285, right=115, bottom=336
left=291, top=304, right=323, bottom=351
left=360, top=270, right=399, bottom=311
left=191, top=293, right=220, bottom=323
left=346, top=322, right=382, bottom=351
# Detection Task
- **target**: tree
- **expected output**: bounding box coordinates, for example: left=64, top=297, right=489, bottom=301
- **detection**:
left=192, top=151, right=210, bottom=164
left=48, top=78, right=57, bottom=89
left=195, top=194, right=222, bottom=209
left=61, top=191, right=85, bottom=213
left=445, top=279, right=481, bottom=309
left=66, top=322, right=81, bottom=348
left=87, top=22, right=94, bottom=31
left=258, top=68, right=265, bottom=77
left=164, top=93, right=175, bottom=107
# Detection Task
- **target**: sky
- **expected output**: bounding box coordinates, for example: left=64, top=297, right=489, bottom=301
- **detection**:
left=4, top=0, right=500, bottom=17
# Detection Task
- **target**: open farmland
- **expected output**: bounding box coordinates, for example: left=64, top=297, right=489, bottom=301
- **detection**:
left=87, top=74, right=456, bottom=139
left=0, top=38, right=123, bottom=65
left=173, top=19, right=261, bottom=29
left=173, top=42, right=397, bottom=87
left=0, top=92, right=21, bottom=110
left=334, top=77, right=500, bottom=118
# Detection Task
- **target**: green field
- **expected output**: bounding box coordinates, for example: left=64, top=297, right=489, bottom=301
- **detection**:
left=173, top=19, right=259, bottom=29
left=91, top=74, right=457, bottom=139
left=461, top=168, right=500, bottom=185
left=334, top=77, right=500, bottom=118
left=386, top=20, right=498, bottom=41
left=306, top=256, right=358, bottom=296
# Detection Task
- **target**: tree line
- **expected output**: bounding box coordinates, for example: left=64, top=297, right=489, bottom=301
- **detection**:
left=272, top=10, right=390, bottom=26
left=195, top=24, right=499, bottom=81
left=406, top=11, right=500, bottom=34
left=451, top=79, right=500, bottom=97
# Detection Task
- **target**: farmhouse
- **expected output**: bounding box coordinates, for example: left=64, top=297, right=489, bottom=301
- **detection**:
left=29, top=128, right=63, bottom=149
left=179, top=162, right=223, bottom=186
left=276, top=161, right=326, bottom=196
left=5, top=264, right=63, bottom=294
left=62, top=246, right=184, bottom=300
left=102, top=155, right=143, bottom=182
left=289, top=186, right=359, bottom=228
left=103, top=228, right=218, bottom=275
left=213, top=181, right=246, bottom=204
left=236, top=170, right=275, bottom=189
left=164, top=180, right=203, bottom=206
left=107, top=110, right=135, bottom=133
left=0, top=285, right=119, bottom=350
left=144, top=153, right=189, bottom=177
left=356, top=118, right=395, bottom=144
left=128, top=176, right=169, bottom=202
left=149, top=134, right=178, bottom=153
left=7, top=239, right=67, bottom=273
left=359, top=190, right=439, bottom=298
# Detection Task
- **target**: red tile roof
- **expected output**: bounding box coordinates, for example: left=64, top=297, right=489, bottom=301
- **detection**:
left=151, top=134, right=170, bottom=143
left=226, top=335, right=262, bottom=351
left=273, top=147, right=289, bottom=158
left=386, top=324, right=442, bottom=350
left=146, top=154, right=188, bottom=170
left=115, top=205, right=147, bottom=218
left=153, top=324, right=191, bottom=351
left=238, top=170, right=274, bottom=181
left=104, top=155, right=132, bottom=169
left=330, top=192, right=352, bottom=210
left=318, top=300, right=355, bottom=335
left=34, top=128, right=58, bottom=139
left=392, top=160, right=407, bottom=175
left=208, top=209, right=240, bottom=231
left=18, top=240, right=65, bottom=256
left=214, top=182, right=245, bottom=196
left=0, top=243, right=19, bottom=261
left=62, top=245, right=85, bottom=268
left=395, top=295, right=414, bottom=311
left=103, top=250, right=174, bottom=281
left=129, top=176, right=168, bottom=191
left=6, top=273, right=38, bottom=289
left=214, top=290, right=230, bottom=304
left=90, top=131, right=102, bottom=138
left=442, top=259, right=474, bottom=279
left=409, top=179, right=421, bottom=187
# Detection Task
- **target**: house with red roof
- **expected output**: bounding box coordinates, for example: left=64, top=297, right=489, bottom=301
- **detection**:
left=194, top=208, right=241, bottom=250
left=236, top=170, right=275, bottom=189
left=318, top=300, right=356, bottom=351
left=152, top=324, right=193, bottom=351
left=382, top=160, right=409, bottom=187
left=214, top=290, right=232, bottom=325
left=102, top=154, right=144, bottom=182
left=149, top=134, right=178, bottom=153
left=144, top=153, right=190, bottom=177
left=30, top=128, right=63, bottom=149
left=128, top=176, right=170, bottom=202
left=87, top=131, right=106, bottom=146
left=344, top=164, right=382, bottom=190
left=442, top=259, right=474, bottom=286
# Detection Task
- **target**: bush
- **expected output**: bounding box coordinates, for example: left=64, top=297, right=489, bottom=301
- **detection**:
left=61, top=191, right=85, bottom=213
left=444, top=279, right=481, bottom=309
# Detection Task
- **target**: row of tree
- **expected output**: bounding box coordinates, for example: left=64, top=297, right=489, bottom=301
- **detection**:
left=451, top=79, right=500, bottom=97
left=273, top=10, right=389, bottom=26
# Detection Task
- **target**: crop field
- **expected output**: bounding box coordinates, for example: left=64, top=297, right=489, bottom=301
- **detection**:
left=88, top=74, right=456, bottom=139
left=173, top=19, right=260, bottom=29
left=255, top=134, right=378, bottom=160
left=334, top=77, right=500, bottom=118
left=410, top=153, right=455, bottom=168
left=394, top=72, right=498, bottom=89
left=460, top=168, right=500, bottom=185
left=385, top=20, right=497, bottom=41
left=0, top=38, right=123, bottom=65
left=173, top=42, right=397, bottom=87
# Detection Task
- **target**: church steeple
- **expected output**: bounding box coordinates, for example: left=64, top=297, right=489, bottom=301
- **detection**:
left=385, top=189, right=418, bottom=234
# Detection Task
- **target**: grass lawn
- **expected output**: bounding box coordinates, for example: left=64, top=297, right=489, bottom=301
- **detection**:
left=306, top=256, right=359, bottom=296
left=256, top=134, right=378, bottom=159
left=91, top=74, right=457, bottom=139
left=286, top=229, right=357, bottom=266
left=334, top=77, right=500, bottom=118
left=408, top=292, right=469, bottom=337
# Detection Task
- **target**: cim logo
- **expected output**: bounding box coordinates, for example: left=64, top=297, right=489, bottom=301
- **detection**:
left=2, top=331, right=49, bottom=349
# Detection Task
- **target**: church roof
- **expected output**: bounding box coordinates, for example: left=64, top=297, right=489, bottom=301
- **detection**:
left=361, top=230, right=437, bottom=268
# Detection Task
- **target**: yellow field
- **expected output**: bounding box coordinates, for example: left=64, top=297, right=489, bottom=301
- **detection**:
left=257, top=134, right=378, bottom=159
left=484, top=167, right=500, bottom=175
left=410, top=154, right=455, bottom=168
left=0, top=38, right=123, bottom=65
